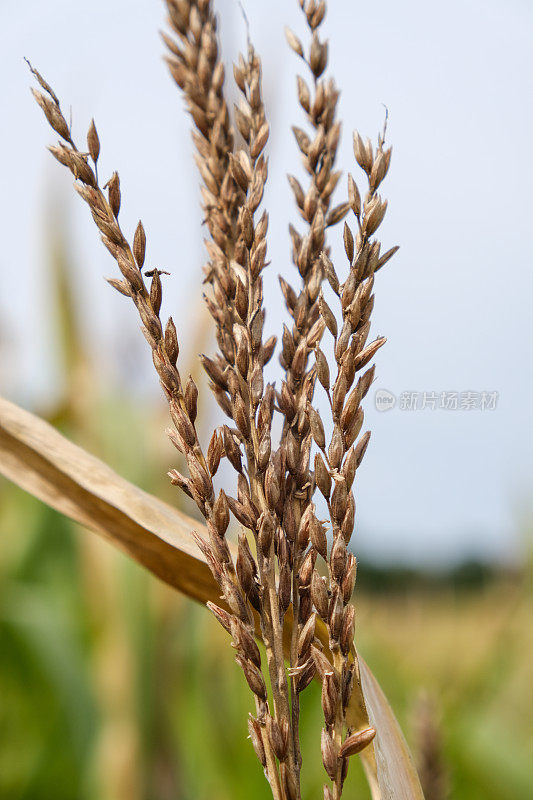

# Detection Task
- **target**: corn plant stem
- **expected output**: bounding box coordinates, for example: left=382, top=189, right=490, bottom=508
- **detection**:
left=332, top=648, right=345, bottom=800
left=290, top=542, right=302, bottom=772
left=246, top=396, right=297, bottom=785
left=254, top=695, right=284, bottom=800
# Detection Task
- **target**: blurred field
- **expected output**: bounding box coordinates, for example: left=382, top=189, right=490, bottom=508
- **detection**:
left=1, top=224, right=532, bottom=800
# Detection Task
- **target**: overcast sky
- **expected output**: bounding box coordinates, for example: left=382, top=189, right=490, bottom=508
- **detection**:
left=1, top=0, right=532, bottom=565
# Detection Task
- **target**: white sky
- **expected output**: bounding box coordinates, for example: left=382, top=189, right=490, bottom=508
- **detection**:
left=1, top=0, right=532, bottom=565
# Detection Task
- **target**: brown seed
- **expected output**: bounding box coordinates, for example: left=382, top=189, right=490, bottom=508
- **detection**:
left=329, top=588, right=344, bottom=641
left=342, top=554, right=357, bottom=603
left=230, top=617, right=261, bottom=669
left=267, top=715, right=288, bottom=762
left=184, top=376, right=198, bottom=422
left=133, top=220, right=146, bottom=268
left=328, top=425, right=344, bottom=470
left=314, top=452, right=332, bottom=499
left=340, top=603, right=355, bottom=655
left=31, top=89, right=71, bottom=141
left=298, top=613, right=316, bottom=656
left=339, top=727, right=376, bottom=758
left=311, top=570, right=329, bottom=619
left=321, top=671, right=338, bottom=727
left=87, top=118, right=100, bottom=162
left=149, top=270, right=162, bottom=316
left=248, top=717, right=267, bottom=767
left=164, top=317, right=179, bottom=365
left=319, top=293, right=337, bottom=338
left=354, top=430, right=371, bottom=469
left=326, top=202, right=350, bottom=227
left=321, top=728, right=338, bottom=781
left=343, top=222, right=354, bottom=263
left=300, top=548, right=317, bottom=587
left=258, top=512, right=276, bottom=556
left=285, top=26, right=304, bottom=57
left=105, top=171, right=121, bottom=218
left=347, top=173, right=361, bottom=216
left=315, top=348, right=330, bottom=391
left=308, top=404, right=326, bottom=450
left=212, top=489, right=230, bottom=536
left=309, top=512, right=328, bottom=560
left=320, top=252, right=340, bottom=295
left=330, top=533, right=347, bottom=581
left=376, top=245, right=400, bottom=272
